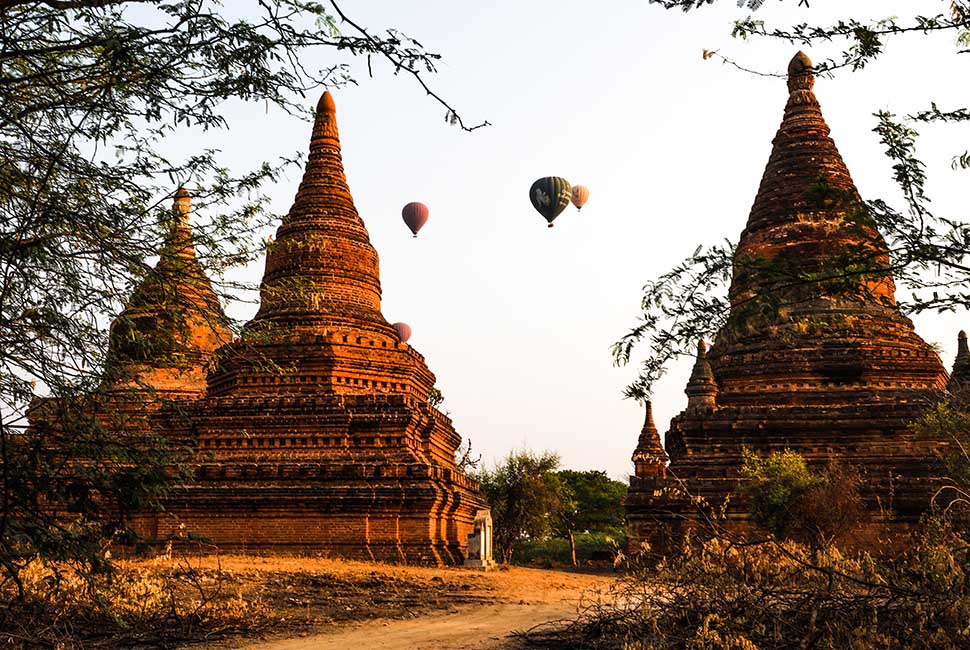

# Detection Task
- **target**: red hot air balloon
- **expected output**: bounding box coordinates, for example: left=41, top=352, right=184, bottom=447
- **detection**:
left=570, top=185, right=590, bottom=210
left=392, top=322, right=412, bottom=342
left=402, top=202, right=429, bottom=237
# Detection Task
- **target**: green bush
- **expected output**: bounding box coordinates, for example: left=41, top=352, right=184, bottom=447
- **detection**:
left=513, top=531, right=625, bottom=566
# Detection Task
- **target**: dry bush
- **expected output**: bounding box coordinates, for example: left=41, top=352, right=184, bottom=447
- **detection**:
left=0, top=556, right=273, bottom=649
left=521, top=523, right=970, bottom=650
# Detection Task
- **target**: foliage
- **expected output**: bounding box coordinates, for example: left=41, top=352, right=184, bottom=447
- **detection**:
left=477, top=463, right=626, bottom=566
left=0, top=0, right=481, bottom=603
left=912, top=398, right=970, bottom=524
left=557, top=470, right=628, bottom=537
left=0, top=395, right=195, bottom=593
left=522, top=525, right=970, bottom=650
left=554, top=470, right=628, bottom=564
left=615, top=1, right=970, bottom=400
left=513, top=531, right=624, bottom=567
left=738, top=450, right=820, bottom=538
left=475, top=449, right=566, bottom=563
left=738, top=450, right=866, bottom=549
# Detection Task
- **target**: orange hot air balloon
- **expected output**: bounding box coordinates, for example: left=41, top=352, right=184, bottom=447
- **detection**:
left=570, top=185, right=590, bottom=210
left=392, top=322, right=412, bottom=342
left=402, top=202, right=429, bottom=237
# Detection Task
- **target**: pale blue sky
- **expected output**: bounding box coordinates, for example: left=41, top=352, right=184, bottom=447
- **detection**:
left=181, top=1, right=968, bottom=478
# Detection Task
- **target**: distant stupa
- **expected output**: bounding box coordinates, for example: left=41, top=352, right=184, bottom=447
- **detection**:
left=626, top=53, right=952, bottom=552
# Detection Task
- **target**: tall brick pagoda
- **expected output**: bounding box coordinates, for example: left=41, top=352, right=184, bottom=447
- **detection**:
left=117, top=91, right=484, bottom=564
left=626, top=53, right=951, bottom=552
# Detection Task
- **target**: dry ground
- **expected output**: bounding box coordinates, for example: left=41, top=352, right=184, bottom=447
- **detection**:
left=120, top=555, right=615, bottom=650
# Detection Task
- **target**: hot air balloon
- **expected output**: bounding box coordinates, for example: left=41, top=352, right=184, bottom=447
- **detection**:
left=529, top=177, right=571, bottom=228
left=392, top=322, right=412, bottom=342
left=401, top=202, right=429, bottom=237
left=570, top=185, right=590, bottom=210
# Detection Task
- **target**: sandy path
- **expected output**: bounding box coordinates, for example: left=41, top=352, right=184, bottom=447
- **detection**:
left=233, top=565, right=611, bottom=650
left=243, top=601, right=573, bottom=650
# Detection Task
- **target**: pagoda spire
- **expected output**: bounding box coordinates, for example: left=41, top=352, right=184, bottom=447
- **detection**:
left=729, top=51, right=896, bottom=308
left=632, top=401, right=669, bottom=478
left=685, top=340, right=718, bottom=409
left=107, top=188, right=230, bottom=394
left=949, top=330, right=970, bottom=393
left=250, top=90, right=385, bottom=333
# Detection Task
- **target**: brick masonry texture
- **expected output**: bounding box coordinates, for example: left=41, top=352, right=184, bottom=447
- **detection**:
left=102, top=91, right=484, bottom=564
left=625, top=53, right=954, bottom=553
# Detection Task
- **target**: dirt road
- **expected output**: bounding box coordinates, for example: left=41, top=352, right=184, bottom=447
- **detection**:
left=240, top=602, right=568, bottom=650
left=231, top=565, right=612, bottom=650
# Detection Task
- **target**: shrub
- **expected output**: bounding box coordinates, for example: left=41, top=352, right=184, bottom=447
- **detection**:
left=0, top=557, right=272, bottom=647
left=514, top=532, right=625, bottom=566
left=522, top=524, right=970, bottom=650
left=738, top=450, right=865, bottom=548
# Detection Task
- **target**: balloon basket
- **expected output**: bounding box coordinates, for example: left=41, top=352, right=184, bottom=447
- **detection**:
left=547, top=223, right=554, bottom=228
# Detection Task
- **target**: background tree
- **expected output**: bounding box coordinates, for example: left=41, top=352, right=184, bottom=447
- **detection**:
left=0, top=0, right=481, bottom=596
left=475, top=449, right=566, bottom=563
left=554, top=470, right=627, bottom=566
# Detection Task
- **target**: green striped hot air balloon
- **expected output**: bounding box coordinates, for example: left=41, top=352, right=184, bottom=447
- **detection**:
left=529, top=176, right=571, bottom=228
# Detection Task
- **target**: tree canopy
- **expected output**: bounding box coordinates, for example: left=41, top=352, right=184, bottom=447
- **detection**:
left=475, top=449, right=566, bottom=563
left=556, top=469, right=627, bottom=537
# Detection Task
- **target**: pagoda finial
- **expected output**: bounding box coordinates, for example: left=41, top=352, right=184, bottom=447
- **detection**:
left=632, top=400, right=668, bottom=478
left=317, top=90, right=336, bottom=115
left=950, top=330, right=970, bottom=394
left=642, top=400, right=657, bottom=435
left=174, top=185, right=191, bottom=211
left=311, top=89, right=341, bottom=144
left=248, top=88, right=384, bottom=333
left=787, top=51, right=814, bottom=94
left=167, top=186, right=194, bottom=259
left=685, top=339, right=718, bottom=409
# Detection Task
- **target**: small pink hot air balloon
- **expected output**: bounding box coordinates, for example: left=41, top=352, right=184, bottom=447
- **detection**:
left=570, top=185, right=590, bottom=210
left=401, top=202, right=429, bottom=237
left=392, top=322, right=412, bottom=342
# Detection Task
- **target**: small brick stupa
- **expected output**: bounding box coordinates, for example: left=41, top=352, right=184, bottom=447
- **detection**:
left=105, top=186, right=231, bottom=398
left=626, top=53, right=952, bottom=552
left=114, top=91, right=484, bottom=564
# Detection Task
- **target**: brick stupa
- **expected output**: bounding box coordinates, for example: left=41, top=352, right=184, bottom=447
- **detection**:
left=626, top=53, right=951, bottom=552
left=106, top=186, right=231, bottom=397
left=116, top=91, right=484, bottom=564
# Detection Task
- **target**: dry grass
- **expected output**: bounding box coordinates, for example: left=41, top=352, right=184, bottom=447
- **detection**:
left=0, top=553, right=503, bottom=649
